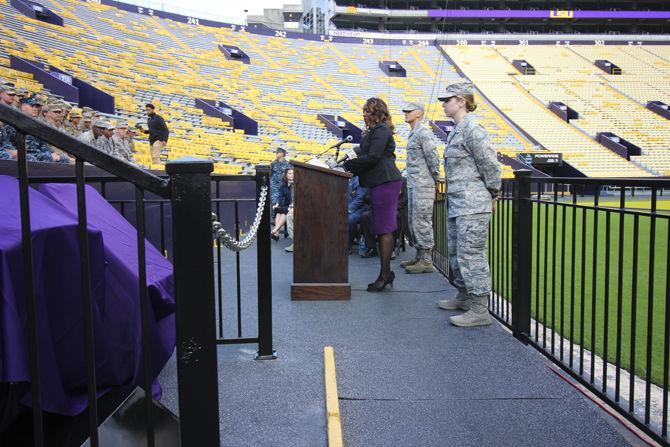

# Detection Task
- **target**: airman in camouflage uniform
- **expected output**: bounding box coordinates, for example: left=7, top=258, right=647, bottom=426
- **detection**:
left=79, top=120, right=107, bottom=154
left=100, top=121, right=120, bottom=157
left=436, top=82, right=501, bottom=327
left=112, top=121, right=137, bottom=164
left=399, top=102, right=440, bottom=274
left=66, top=109, right=83, bottom=137
left=14, top=88, right=28, bottom=109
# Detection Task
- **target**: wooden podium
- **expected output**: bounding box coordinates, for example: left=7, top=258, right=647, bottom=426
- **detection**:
left=290, top=160, right=352, bottom=300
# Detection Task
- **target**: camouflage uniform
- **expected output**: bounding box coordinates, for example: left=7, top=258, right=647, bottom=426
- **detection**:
left=112, top=133, right=136, bottom=164
left=444, top=113, right=500, bottom=299
left=405, top=119, right=440, bottom=256
left=270, top=157, right=289, bottom=205
left=1, top=124, right=56, bottom=162
left=78, top=129, right=97, bottom=146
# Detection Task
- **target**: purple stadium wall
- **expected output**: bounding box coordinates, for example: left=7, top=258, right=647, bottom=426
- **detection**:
left=10, top=56, right=78, bottom=103
left=379, top=61, right=407, bottom=77
left=10, top=0, right=63, bottom=26
left=647, top=101, right=670, bottom=120
left=317, top=114, right=362, bottom=143
left=10, top=56, right=115, bottom=113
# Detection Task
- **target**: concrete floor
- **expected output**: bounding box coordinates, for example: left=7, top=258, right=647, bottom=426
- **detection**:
left=159, top=239, right=634, bottom=446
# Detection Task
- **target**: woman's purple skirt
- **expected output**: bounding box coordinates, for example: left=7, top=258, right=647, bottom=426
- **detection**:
left=369, top=180, right=402, bottom=236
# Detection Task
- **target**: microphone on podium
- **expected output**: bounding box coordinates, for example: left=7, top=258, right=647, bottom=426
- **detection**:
left=329, top=135, right=353, bottom=149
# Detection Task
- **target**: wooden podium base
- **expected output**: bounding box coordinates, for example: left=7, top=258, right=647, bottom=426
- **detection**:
left=291, top=283, right=351, bottom=301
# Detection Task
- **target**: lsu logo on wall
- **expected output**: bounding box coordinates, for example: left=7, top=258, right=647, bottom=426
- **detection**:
left=550, top=10, right=574, bottom=19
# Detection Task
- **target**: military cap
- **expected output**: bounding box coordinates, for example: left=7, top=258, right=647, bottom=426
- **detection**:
left=82, top=106, right=93, bottom=112
left=94, top=112, right=105, bottom=118
left=32, top=95, right=46, bottom=106
left=438, top=81, right=474, bottom=101
left=69, top=109, right=82, bottom=118
left=401, top=102, right=425, bottom=113
left=83, top=116, right=92, bottom=123
left=104, top=121, right=116, bottom=130
left=16, top=87, right=29, bottom=97
left=45, top=103, right=64, bottom=112
left=93, top=120, right=108, bottom=128
left=0, top=82, right=16, bottom=94
left=20, top=96, right=40, bottom=106
left=115, top=120, right=127, bottom=129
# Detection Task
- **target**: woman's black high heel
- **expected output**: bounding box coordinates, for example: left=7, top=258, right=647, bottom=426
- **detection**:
left=367, top=271, right=395, bottom=292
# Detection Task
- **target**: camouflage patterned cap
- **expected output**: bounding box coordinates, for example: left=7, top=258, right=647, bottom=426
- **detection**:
left=401, top=102, right=425, bottom=113
left=69, top=109, right=82, bottom=118
left=82, top=106, right=93, bottom=112
left=0, top=82, right=16, bottom=95
left=16, top=87, right=29, bottom=97
left=45, top=103, right=64, bottom=112
left=438, top=81, right=474, bottom=101
left=115, top=120, right=127, bottom=129
left=93, top=119, right=108, bottom=128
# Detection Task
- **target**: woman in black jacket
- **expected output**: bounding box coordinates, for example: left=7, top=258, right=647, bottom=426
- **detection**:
left=271, top=167, right=294, bottom=240
left=344, top=98, right=403, bottom=291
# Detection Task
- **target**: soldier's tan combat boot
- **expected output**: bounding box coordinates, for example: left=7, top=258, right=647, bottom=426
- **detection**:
left=449, top=294, right=492, bottom=327
left=405, top=250, right=435, bottom=274
left=437, top=288, right=470, bottom=310
left=400, top=249, right=420, bottom=268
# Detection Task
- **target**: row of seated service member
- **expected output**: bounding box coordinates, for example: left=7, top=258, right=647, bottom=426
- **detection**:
left=0, top=80, right=169, bottom=167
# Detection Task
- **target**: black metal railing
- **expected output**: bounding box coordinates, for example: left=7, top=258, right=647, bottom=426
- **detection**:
left=0, top=101, right=275, bottom=446
left=434, top=170, right=670, bottom=445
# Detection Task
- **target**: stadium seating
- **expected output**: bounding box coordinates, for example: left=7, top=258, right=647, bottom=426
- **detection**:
left=0, top=0, right=531, bottom=176
left=0, top=0, right=666, bottom=177
left=497, top=44, right=670, bottom=175
left=445, top=44, right=658, bottom=177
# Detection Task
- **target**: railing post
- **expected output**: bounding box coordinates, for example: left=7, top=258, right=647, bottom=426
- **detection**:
left=512, top=169, right=532, bottom=342
left=166, top=157, right=220, bottom=446
left=254, top=164, right=277, bottom=360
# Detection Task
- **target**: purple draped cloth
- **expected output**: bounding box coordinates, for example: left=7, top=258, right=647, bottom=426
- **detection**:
left=0, top=176, right=175, bottom=416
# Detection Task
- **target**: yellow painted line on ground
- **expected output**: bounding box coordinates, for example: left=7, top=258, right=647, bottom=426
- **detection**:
left=324, top=346, right=343, bottom=447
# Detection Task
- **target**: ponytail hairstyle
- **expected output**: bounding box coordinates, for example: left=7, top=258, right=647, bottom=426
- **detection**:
left=460, top=94, right=477, bottom=113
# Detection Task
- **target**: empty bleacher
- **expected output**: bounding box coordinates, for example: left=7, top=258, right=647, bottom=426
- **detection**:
left=0, top=0, right=532, bottom=176
left=445, top=44, right=664, bottom=177
left=1, top=0, right=667, bottom=177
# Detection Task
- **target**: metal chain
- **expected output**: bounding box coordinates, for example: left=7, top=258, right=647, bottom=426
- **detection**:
left=212, top=185, right=268, bottom=252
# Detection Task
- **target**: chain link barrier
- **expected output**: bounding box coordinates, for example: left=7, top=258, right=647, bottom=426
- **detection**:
left=212, top=185, right=268, bottom=252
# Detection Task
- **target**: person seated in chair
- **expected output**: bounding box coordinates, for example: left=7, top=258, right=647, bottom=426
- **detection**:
left=271, top=167, right=293, bottom=241
left=348, top=175, right=368, bottom=254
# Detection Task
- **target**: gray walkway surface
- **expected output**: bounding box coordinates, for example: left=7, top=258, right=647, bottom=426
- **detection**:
left=159, top=240, right=635, bottom=447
